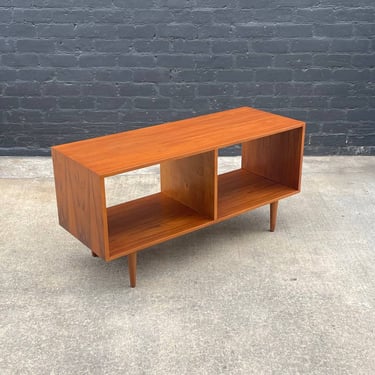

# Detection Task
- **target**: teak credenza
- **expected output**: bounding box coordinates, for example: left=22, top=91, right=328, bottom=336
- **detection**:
left=52, top=107, right=305, bottom=287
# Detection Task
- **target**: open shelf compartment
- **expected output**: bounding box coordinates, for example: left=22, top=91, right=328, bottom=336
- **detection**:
left=107, top=193, right=213, bottom=259
left=217, top=127, right=304, bottom=220
left=106, top=150, right=217, bottom=259
left=218, top=169, right=297, bottom=219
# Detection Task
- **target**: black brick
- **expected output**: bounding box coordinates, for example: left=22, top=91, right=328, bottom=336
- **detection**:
left=133, top=69, right=170, bottom=83
left=212, top=41, right=248, bottom=54
left=157, top=55, right=195, bottom=68
left=291, top=39, right=329, bottom=53
left=314, top=24, right=353, bottom=37
left=291, top=96, right=328, bottom=108
left=36, top=24, right=76, bottom=38
left=308, top=109, right=347, bottom=121
left=59, top=97, right=95, bottom=109
left=331, top=39, right=370, bottom=53
left=334, top=8, right=374, bottom=22
left=134, top=40, right=170, bottom=53
left=0, top=70, right=18, bottom=81
left=118, top=25, right=156, bottom=39
left=275, top=83, right=313, bottom=96
left=354, top=23, right=375, bottom=37
left=331, top=96, right=368, bottom=109
left=82, top=83, right=117, bottom=97
left=43, top=83, right=80, bottom=96
left=0, top=40, right=15, bottom=53
left=159, top=84, right=195, bottom=97
left=5, top=110, right=43, bottom=123
left=294, top=69, right=331, bottom=81
left=236, top=54, right=273, bottom=68
left=347, top=135, right=375, bottom=146
left=235, top=24, right=275, bottom=38
left=255, top=69, right=292, bottom=82
left=91, top=10, right=132, bottom=24
left=313, top=54, right=352, bottom=68
left=79, top=55, right=117, bottom=67
left=198, top=84, right=234, bottom=96
left=198, top=25, right=232, bottom=38
left=172, top=40, right=209, bottom=53
left=295, top=8, right=335, bottom=23
left=112, top=0, right=152, bottom=8
left=252, top=40, right=288, bottom=53
left=347, top=109, right=375, bottom=121
left=195, top=55, right=233, bottom=69
left=2, top=54, right=39, bottom=67
left=331, top=69, right=371, bottom=82
left=159, top=0, right=195, bottom=8
left=274, top=54, right=312, bottom=68
left=277, top=25, right=313, bottom=38
left=253, top=8, right=294, bottom=22
left=40, top=55, right=78, bottom=67
left=254, top=96, right=290, bottom=108
left=95, top=40, right=132, bottom=53
left=175, top=69, right=215, bottom=82
left=53, top=111, right=116, bottom=125
left=352, top=54, right=375, bottom=68
left=119, top=83, right=157, bottom=97
left=6, top=24, right=36, bottom=37
left=134, top=10, right=174, bottom=24
left=56, top=39, right=94, bottom=52
left=56, top=69, right=94, bottom=82
left=0, top=97, right=19, bottom=108
left=76, top=25, right=118, bottom=39
left=92, top=66, right=129, bottom=84
left=314, top=83, right=351, bottom=96
left=310, top=134, right=347, bottom=147
left=119, top=55, right=155, bottom=68
left=157, top=24, right=197, bottom=39
left=216, top=70, right=254, bottom=82
left=14, top=9, right=53, bottom=23
left=20, top=97, right=57, bottom=110
left=5, top=82, right=41, bottom=96
left=96, top=97, right=131, bottom=110
left=236, top=83, right=274, bottom=96
left=134, top=97, right=170, bottom=109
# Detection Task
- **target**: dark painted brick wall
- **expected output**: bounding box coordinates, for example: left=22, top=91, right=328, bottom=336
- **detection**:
left=0, top=0, right=374, bottom=155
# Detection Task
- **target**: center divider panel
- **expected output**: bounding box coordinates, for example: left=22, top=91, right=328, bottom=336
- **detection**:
left=160, top=150, right=218, bottom=220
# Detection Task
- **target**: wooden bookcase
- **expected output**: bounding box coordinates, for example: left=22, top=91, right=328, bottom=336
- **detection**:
left=52, top=107, right=305, bottom=287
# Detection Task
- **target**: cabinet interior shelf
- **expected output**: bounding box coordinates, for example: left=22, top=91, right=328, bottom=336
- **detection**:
left=218, top=169, right=298, bottom=220
left=107, top=193, right=212, bottom=260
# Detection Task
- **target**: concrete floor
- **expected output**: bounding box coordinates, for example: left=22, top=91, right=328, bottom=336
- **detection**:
left=0, top=156, right=374, bottom=375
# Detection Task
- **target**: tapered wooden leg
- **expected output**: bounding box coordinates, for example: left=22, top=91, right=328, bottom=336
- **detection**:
left=91, top=250, right=98, bottom=257
left=128, top=252, right=137, bottom=288
left=270, top=201, right=279, bottom=232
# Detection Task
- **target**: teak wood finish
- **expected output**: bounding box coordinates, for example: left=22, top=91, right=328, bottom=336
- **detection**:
left=52, top=107, right=305, bottom=287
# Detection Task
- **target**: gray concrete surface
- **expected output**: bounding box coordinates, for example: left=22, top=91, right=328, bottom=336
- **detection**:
left=0, top=156, right=374, bottom=375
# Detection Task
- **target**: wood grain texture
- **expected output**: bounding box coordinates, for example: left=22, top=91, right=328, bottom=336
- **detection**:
left=107, top=193, right=213, bottom=259
left=217, top=169, right=297, bottom=220
left=270, top=201, right=279, bottom=232
left=160, top=151, right=217, bottom=219
left=242, top=126, right=305, bottom=190
left=51, top=107, right=304, bottom=177
left=52, top=149, right=108, bottom=259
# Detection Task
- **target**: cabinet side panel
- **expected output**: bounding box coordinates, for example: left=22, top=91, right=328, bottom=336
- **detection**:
left=52, top=149, right=108, bottom=258
left=242, top=126, right=304, bottom=190
left=160, top=150, right=217, bottom=219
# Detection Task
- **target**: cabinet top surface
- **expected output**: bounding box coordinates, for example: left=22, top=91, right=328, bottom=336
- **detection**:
left=52, top=106, right=304, bottom=176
